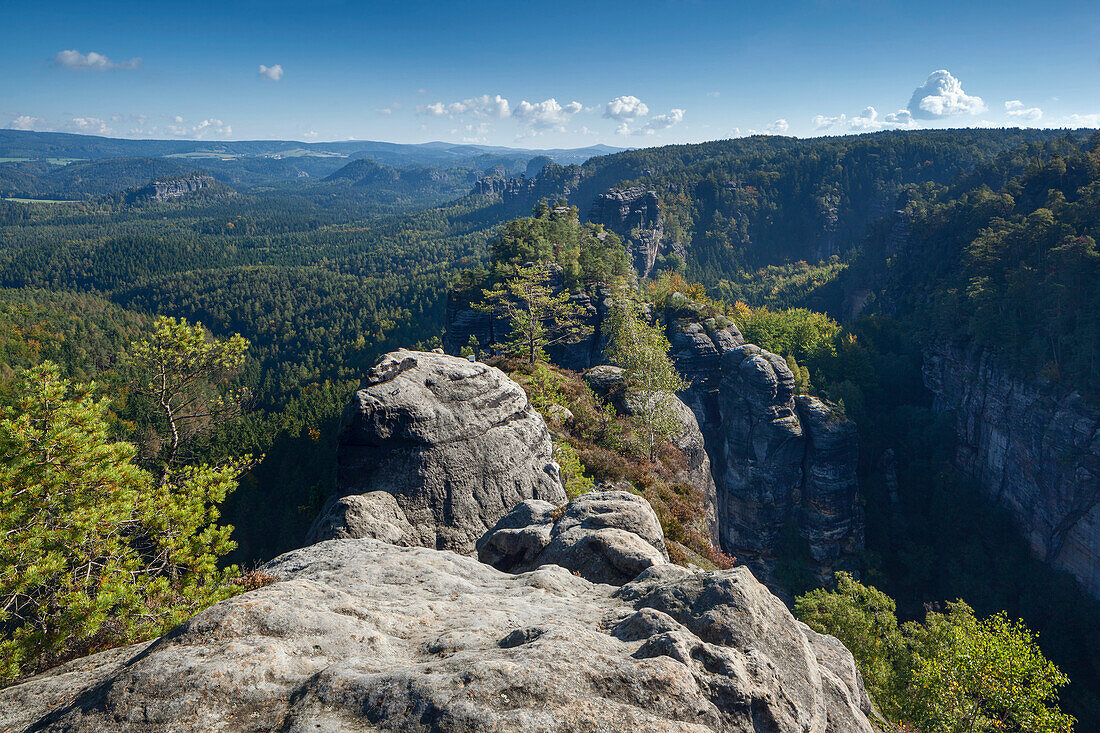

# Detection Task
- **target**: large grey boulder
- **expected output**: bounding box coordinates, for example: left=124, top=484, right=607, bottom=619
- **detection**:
left=4, top=539, right=876, bottom=732
left=308, top=349, right=567, bottom=555
left=477, top=490, right=670, bottom=585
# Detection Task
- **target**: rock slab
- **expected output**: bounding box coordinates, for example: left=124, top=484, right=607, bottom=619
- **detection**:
left=308, top=349, right=567, bottom=554
left=3, top=538, right=877, bottom=732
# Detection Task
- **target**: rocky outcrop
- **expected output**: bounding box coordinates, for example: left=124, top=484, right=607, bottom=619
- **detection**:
left=589, top=187, right=675, bottom=277
left=924, top=339, right=1100, bottom=598
left=478, top=490, right=670, bottom=585
left=714, top=345, right=863, bottom=586
left=470, top=163, right=585, bottom=216
left=3, top=538, right=876, bottom=732
left=144, top=174, right=216, bottom=201
left=308, top=349, right=567, bottom=554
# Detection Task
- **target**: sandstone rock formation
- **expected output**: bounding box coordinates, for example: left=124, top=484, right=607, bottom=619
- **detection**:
left=308, top=349, right=567, bottom=554
left=715, top=344, right=863, bottom=586
left=145, top=173, right=216, bottom=201
left=924, top=339, right=1100, bottom=598
left=3, top=538, right=877, bottom=732
left=589, top=187, right=680, bottom=277
left=477, top=490, right=669, bottom=585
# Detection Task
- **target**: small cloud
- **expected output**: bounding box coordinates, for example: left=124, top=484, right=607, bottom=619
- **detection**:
left=604, top=95, right=649, bottom=121
left=514, top=98, right=583, bottom=131
left=55, top=49, right=141, bottom=71
left=259, top=64, right=284, bottom=81
left=1065, top=113, right=1100, bottom=127
left=615, top=122, right=632, bottom=136
left=1005, top=100, right=1042, bottom=122
left=304, top=130, right=319, bottom=139
left=767, top=118, right=789, bottom=134
left=377, top=102, right=402, bottom=116
left=907, top=69, right=985, bottom=119
left=637, top=108, right=685, bottom=135
left=70, top=117, right=111, bottom=135
left=8, top=115, right=47, bottom=131
left=813, top=107, right=914, bottom=133
left=706, top=91, right=721, bottom=98
left=417, top=88, right=427, bottom=94
left=417, top=94, right=510, bottom=119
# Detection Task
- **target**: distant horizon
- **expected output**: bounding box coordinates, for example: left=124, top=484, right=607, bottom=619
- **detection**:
left=5, top=1, right=1099, bottom=146
left=3, top=126, right=1098, bottom=155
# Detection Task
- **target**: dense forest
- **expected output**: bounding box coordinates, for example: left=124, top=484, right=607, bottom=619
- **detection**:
left=2, top=127, right=1099, bottom=727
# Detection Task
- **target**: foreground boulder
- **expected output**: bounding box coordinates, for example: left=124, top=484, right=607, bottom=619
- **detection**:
left=477, top=490, right=669, bottom=585
left=308, top=349, right=567, bottom=553
left=4, top=539, right=876, bottom=732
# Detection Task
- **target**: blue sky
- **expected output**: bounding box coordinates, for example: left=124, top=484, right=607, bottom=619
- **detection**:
left=3, top=0, right=1099, bottom=147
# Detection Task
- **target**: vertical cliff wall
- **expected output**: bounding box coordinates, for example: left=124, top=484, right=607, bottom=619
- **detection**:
left=924, top=340, right=1100, bottom=598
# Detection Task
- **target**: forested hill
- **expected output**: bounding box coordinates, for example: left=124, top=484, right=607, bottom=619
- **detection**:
left=476, top=128, right=1090, bottom=281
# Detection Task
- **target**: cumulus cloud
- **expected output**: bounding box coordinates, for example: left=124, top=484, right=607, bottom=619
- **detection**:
left=259, top=64, right=284, bottom=81
left=767, top=119, right=789, bottom=134
left=419, top=94, right=510, bottom=119
left=70, top=117, right=111, bottom=135
left=55, top=49, right=141, bottom=71
left=162, top=116, right=232, bottom=138
left=637, top=108, right=685, bottom=135
left=604, top=95, right=649, bottom=121
left=813, top=106, right=915, bottom=133
left=907, top=70, right=985, bottom=119
left=1005, top=100, right=1042, bottom=122
left=1065, top=113, right=1100, bottom=127
left=514, top=98, right=583, bottom=130
left=8, top=115, right=47, bottom=131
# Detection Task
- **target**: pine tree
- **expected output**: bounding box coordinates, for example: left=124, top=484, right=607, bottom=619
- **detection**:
left=478, top=263, right=591, bottom=364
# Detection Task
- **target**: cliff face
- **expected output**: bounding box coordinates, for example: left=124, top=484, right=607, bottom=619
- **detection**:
left=589, top=187, right=677, bottom=278
left=924, top=340, right=1100, bottom=598
left=144, top=174, right=216, bottom=201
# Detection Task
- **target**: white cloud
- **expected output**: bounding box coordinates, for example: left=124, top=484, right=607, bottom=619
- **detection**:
left=1005, top=100, right=1042, bottom=122
left=418, top=94, right=510, bottom=119
left=706, top=91, right=721, bottom=98
left=70, top=117, right=111, bottom=135
left=259, top=64, right=284, bottom=81
left=604, top=95, right=649, bottom=121
left=615, top=122, right=632, bottom=136
left=304, top=130, right=318, bottom=138
left=55, top=49, right=141, bottom=71
left=767, top=119, right=789, bottom=134
left=637, top=108, right=685, bottom=135
left=907, top=69, right=985, bottom=119
left=813, top=106, right=915, bottom=133
left=514, top=98, right=583, bottom=130
left=1065, top=113, right=1100, bottom=127
left=160, top=116, right=232, bottom=139
left=8, top=115, right=46, bottom=131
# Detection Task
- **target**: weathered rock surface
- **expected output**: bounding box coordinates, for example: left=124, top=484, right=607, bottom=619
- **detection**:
left=3, top=539, right=876, bottom=732
left=306, top=490, right=415, bottom=546
left=308, top=349, right=567, bottom=554
left=715, top=345, right=863, bottom=586
left=477, top=490, right=670, bottom=585
left=924, top=339, right=1100, bottom=598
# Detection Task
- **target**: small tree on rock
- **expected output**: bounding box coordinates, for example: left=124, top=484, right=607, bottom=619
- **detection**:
left=606, top=294, right=687, bottom=459
left=478, top=263, right=591, bottom=364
